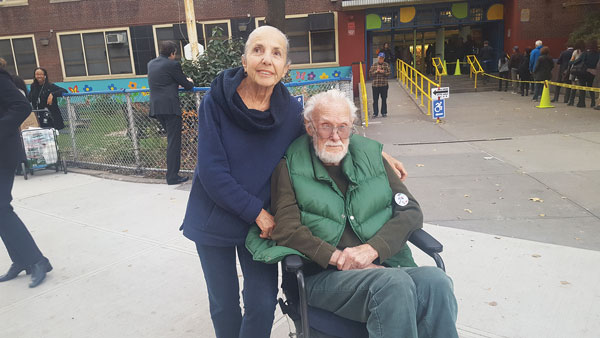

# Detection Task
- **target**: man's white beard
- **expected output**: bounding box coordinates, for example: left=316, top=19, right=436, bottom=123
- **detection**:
left=314, top=139, right=348, bottom=165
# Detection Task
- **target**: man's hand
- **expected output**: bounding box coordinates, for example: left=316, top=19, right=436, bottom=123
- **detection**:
left=47, top=93, right=54, bottom=106
left=256, top=209, right=275, bottom=239
left=382, top=151, right=407, bottom=181
left=336, top=244, right=379, bottom=271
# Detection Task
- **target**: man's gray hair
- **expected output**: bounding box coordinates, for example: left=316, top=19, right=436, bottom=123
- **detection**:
left=303, top=89, right=358, bottom=122
left=535, top=40, right=543, bottom=47
left=243, top=25, right=291, bottom=65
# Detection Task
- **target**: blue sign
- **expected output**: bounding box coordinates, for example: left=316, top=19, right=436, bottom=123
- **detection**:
left=294, top=95, right=304, bottom=107
left=432, top=99, right=445, bottom=119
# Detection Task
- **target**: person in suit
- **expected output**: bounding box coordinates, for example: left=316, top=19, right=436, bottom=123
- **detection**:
left=148, top=41, right=194, bottom=185
left=0, top=60, right=52, bottom=288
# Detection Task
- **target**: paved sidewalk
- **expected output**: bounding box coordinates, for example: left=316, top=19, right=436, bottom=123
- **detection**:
left=1, top=81, right=599, bottom=338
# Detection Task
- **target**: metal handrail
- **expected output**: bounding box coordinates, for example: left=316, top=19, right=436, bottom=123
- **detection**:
left=396, top=59, right=440, bottom=116
left=466, top=55, right=484, bottom=89
left=359, top=62, right=369, bottom=127
left=431, top=57, right=446, bottom=84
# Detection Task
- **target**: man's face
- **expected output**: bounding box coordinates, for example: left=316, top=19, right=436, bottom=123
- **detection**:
left=306, top=102, right=353, bottom=166
left=378, top=56, right=384, bottom=64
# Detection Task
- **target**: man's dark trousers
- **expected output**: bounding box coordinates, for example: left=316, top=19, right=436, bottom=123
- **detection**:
left=0, top=166, right=44, bottom=267
left=372, top=85, right=389, bottom=116
left=157, top=115, right=182, bottom=184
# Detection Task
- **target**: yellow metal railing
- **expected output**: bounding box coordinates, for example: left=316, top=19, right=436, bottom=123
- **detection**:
left=466, top=55, right=484, bottom=89
left=431, top=57, right=446, bottom=84
left=359, top=62, right=369, bottom=127
left=396, top=59, right=440, bottom=116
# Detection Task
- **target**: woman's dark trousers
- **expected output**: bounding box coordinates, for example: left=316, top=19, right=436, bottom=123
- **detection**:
left=196, top=243, right=278, bottom=338
left=577, top=73, right=596, bottom=107
left=498, top=71, right=509, bottom=91
left=0, top=166, right=44, bottom=268
left=532, top=82, right=544, bottom=101
left=520, top=81, right=529, bottom=96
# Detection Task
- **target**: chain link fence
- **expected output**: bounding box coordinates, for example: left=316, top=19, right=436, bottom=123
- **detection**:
left=57, top=77, right=352, bottom=177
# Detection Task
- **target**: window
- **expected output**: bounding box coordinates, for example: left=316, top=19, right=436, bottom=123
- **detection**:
left=257, top=14, right=337, bottom=66
left=0, top=36, right=38, bottom=79
left=203, top=21, right=230, bottom=43
left=58, top=29, right=134, bottom=79
left=470, top=8, right=483, bottom=21
left=0, top=0, right=29, bottom=7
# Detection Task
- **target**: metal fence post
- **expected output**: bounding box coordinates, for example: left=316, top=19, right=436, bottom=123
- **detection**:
left=65, top=96, right=78, bottom=162
left=125, top=93, right=142, bottom=173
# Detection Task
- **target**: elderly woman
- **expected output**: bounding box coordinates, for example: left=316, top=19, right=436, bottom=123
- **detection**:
left=28, top=67, right=67, bottom=130
left=181, top=26, right=406, bottom=338
left=532, top=47, right=554, bottom=101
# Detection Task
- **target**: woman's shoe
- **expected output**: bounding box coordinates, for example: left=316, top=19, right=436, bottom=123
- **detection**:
left=0, top=263, right=31, bottom=282
left=29, top=258, right=52, bottom=288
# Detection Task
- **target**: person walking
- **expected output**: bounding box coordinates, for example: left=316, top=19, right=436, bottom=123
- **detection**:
left=532, top=47, right=554, bottom=102
left=0, top=61, right=53, bottom=289
left=529, top=40, right=544, bottom=100
left=575, top=40, right=599, bottom=108
left=508, top=46, right=523, bottom=93
left=148, top=41, right=194, bottom=185
left=381, top=42, right=394, bottom=78
left=552, top=44, right=575, bottom=103
left=498, top=52, right=510, bottom=91
left=518, top=48, right=533, bottom=96
left=369, top=52, right=391, bottom=118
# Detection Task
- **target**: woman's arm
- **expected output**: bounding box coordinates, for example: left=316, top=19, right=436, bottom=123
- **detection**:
left=382, top=151, right=407, bottom=181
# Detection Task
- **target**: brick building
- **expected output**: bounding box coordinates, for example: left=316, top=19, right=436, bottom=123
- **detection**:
left=0, top=0, right=595, bottom=92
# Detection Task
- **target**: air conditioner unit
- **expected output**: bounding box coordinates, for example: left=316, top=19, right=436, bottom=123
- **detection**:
left=106, top=33, right=126, bottom=44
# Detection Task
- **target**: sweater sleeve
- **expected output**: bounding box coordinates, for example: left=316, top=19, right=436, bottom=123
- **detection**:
left=270, top=159, right=336, bottom=268
left=0, top=72, right=31, bottom=143
left=50, top=83, right=67, bottom=98
left=366, top=157, right=423, bottom=262
left=194, top=95, right=263, bottom=224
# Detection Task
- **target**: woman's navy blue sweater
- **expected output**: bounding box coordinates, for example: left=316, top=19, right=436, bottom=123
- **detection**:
left=182, top=67, right=304, bottom=246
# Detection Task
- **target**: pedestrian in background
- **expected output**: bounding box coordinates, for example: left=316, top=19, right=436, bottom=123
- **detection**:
left=0, top=59, right=53, bottom=289
left=147, top=41, right=194, bottom=185
left=381, top=42, right=394, bottom=78
left=508, top=46, right=523, bottom=93
left=519, top=48, right=533, bottom=96
left=575, top=40, right=599, bottom=108
left=552, top=44, right=574, bottom=103
left=369, top=52, right=391, bottom=118
left=532, top=47, right=554, bottom=102
left=498, top=52, right=510, bottom=91
left=530, top=40, right=544, bottom=101
left=567, top=41, right=586, bottom=106
left=28, top=67, right=67, bottom=130
left=478, top=40, right=494, bottom=83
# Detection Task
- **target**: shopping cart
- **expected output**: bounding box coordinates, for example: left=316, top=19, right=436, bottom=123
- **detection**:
left=20, top=124, right=67, bottom=179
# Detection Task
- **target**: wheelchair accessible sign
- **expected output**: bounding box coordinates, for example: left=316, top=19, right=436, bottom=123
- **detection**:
left=431, top=87, right=449, bottom=119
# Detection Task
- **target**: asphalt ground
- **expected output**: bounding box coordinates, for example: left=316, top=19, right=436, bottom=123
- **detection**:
left=1, top=80, right=599, bottom=338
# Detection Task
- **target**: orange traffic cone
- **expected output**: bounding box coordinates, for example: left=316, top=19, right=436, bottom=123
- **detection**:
left=536, top=81, right=554, bottom=109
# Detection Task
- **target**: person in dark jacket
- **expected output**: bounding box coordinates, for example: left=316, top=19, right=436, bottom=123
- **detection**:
left=518, top=48, right=533, bottom=96
left=508, top=46, right=523, bottom=93
left=478, top=40, right=494, bottom=83
left=0, top=65, right=53, bottom=289
left=532, top=47, right=554, bottom=101
left=181, top=26, right=407, bottom=338
left=28, top=67, right=67, bottom=130
left=147, top=41, right=194, bottom=185
left=381, top=42, right=394, bottom=78
left=552, top=44, right=575, bottom=103
left=575, top=40, right=599, bottom=108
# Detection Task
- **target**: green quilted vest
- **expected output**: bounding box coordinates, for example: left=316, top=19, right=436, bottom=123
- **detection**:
left=246, top=134, right=415, bottom=267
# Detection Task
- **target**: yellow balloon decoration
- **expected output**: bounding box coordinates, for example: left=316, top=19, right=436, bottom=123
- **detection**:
left=400, top=7, right=416, bottom=23
left=487, top=4, right=504, bottom=20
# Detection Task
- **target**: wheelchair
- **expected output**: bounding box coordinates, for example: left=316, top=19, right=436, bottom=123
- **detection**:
left=278, top=228, right=445, bottom=338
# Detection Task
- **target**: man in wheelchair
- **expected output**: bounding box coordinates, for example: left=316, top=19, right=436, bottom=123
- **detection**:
left=246, top=89, right=458, bottom=338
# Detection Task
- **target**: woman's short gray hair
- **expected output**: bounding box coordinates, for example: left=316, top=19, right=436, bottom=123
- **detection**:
left=303, top=89, right=357, bottom=122
left=243, top=25, right=291, bottom=65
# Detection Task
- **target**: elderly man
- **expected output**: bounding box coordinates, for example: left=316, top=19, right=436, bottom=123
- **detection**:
left=247, top=89, right=458, bottom=338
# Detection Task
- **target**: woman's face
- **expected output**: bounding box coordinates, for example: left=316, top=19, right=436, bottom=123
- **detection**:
left=35, top=69, right=46, bottom=85
left=242, top=28, right=289, bottom=90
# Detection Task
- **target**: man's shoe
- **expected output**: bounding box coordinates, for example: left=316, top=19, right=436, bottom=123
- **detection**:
left=372, top=115, right=378, bottom=119
left=382, top=114, right=387, bottom=118
left=0, top=263, right=31, bottom=282
left=29, top=258, right=52, bottom=288
left=167, top=176, right=189, bottom=185
left=550, top=99, right=557, bottom=103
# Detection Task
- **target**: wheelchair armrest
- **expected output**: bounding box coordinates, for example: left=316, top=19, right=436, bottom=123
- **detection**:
left=283, top=254, right=305, bottom=273
left=408, top=228, right=446, bottom=272
left=408, top=228, right=443, bottom=253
